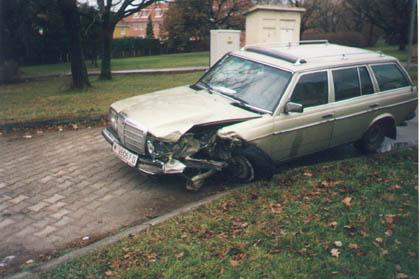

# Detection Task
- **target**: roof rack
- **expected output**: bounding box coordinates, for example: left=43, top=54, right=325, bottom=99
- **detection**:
left=245, top=46, right=307, bottom=65
left=242, top=40, right=329, bottom=49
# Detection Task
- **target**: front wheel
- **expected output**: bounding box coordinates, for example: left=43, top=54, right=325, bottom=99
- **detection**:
left=354, top=122, right=385, bottom=153
left=226, top=155, right=255, bottom=182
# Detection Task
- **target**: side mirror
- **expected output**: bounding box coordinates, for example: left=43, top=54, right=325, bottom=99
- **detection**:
left=285, top=102, right=304, bottom=113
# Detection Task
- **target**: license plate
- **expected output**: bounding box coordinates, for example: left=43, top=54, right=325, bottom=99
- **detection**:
left=112, top=143, right=138, bottom=167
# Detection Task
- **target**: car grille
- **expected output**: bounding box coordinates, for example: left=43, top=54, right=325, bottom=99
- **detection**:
left=117, top=115, right=147, bottom=155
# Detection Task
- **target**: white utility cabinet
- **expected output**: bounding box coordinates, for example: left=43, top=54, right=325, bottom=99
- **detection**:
left=210, top=30, right=241, bottom=66
left=245, top=5, right=306, bottom=46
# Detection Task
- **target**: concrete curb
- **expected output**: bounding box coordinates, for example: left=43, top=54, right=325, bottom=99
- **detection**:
left=0, top=115, right=107, bottom=132
left=23, top=66, right=208, bottom=81
left=6, top=190, right=231, bottom=279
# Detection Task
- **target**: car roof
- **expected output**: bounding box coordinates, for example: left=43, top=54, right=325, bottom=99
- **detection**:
left=231, top=42, right=398, bottom=73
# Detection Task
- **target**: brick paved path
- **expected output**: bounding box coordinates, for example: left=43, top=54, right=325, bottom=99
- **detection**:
left=0, top=127, right=220, bottom=270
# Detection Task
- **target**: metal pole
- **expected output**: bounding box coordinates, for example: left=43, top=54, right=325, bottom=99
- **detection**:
left=406, top=0, right=416, bottom=71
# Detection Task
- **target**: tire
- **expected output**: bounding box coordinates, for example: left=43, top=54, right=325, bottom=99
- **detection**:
left=354, top=122, right=386, bottom=153
left=226, top=155, right=255, bottom=182
left=226, top=145, right=274, bottom=182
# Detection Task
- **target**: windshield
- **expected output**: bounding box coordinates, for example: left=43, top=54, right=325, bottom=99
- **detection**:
left=199, top=55, right=292, bottom=112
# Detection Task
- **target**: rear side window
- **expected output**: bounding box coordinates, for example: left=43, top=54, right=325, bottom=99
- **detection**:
left=359, top=66, right=374, bottom=95
left=333, top=68, right=360, bottom=101
left=372, top=64, right=410, bottom=91
left=291, top=72, right=328, bottom=108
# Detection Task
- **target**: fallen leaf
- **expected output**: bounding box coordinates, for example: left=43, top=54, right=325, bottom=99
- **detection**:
left=304, top=171, right=313, bottom=177
left=348, top=243, right=359, bottom=249
left=380, top=248, right=389, bottom=256
left=334, top=241, right=343, bottom=247
left=105, top=271, right=113, bottom=277
left=330, top=248, right=340, bottom=257
left=329, top=221, right=338, bottom=228
left=385, top=214, right=396, bottom=225
left=25, top=259, right=34, bottom=264
left=175, top=252, right=184, bottom=259
left=342, top=197, right=352, bottom=207
left=387, top=185, right=401, bottom=191
left=230, top=259, right=240, bottom=267
left=269, top=203, right=282, bottom=214
left=396, top=273, right=409, bottom=279
left=375, top=237, right=383, bottom=244
left=221, top=201, right=231, bottom=212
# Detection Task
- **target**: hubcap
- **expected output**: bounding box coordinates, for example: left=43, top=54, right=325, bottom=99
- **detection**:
left=228, top=155, right=255, bottom=181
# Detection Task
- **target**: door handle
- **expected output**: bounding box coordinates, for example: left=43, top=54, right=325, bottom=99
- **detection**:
left=369, top=103, right=379, bottom=108
left=322, top=114, right=334, bottom=119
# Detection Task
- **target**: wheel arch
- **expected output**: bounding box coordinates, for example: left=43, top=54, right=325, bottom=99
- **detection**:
left=367, top=113, right=397, bottom=139
left=239, top=143, right=274, bottom=179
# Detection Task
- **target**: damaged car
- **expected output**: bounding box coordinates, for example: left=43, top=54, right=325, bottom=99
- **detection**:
left=102, top=41, right=417, bottom=190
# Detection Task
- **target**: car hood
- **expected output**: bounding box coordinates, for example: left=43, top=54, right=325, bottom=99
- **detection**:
left=111, top=85, right=260, bottom=142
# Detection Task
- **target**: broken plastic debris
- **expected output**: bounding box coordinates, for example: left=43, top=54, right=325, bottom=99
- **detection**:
left=23, top=134, right=32, bottom=139
left=82, top=236, right=90, bottom=241
left=0, top=255, right=16, bottom=267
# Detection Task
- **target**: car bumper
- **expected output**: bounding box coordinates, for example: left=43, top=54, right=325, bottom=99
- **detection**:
left=102, top=127, right=186, bottom=175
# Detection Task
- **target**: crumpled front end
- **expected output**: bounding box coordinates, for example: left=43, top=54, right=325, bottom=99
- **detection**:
left=102, top=111, right=249, bottom=191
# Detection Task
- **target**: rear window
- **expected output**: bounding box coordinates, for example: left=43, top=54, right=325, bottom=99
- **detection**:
left=371, top=64, right=410, bottom=91
left=333, top=68, right=360, bottom=101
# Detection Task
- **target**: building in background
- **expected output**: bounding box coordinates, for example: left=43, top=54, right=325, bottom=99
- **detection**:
left=113, top=1, right=169, bottom=39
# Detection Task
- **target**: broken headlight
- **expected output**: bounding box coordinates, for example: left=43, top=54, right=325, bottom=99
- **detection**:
left=146, top=137, right=172, bottom=160
left=109, top=108, right=118, bottom=132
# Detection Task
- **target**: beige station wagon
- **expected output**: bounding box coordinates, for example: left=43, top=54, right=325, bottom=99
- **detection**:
left=102, top=41, right=417, bottom=190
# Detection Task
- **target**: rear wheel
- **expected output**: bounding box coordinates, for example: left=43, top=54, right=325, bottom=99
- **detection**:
left=354, top=122, right=386, bottom=153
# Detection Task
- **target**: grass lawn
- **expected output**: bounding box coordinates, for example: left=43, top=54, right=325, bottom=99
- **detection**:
left=20, top=52, right=209, bottom=77
left=0, top=72, right=203, bottom=123
left=39, top=148, right=418, bottom=279
left=367, top=42, right=417, bottom=62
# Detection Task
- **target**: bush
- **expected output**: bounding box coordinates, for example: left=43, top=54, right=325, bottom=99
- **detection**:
left=112, top=38, right=161, bottom=58
left=302, top=31, right=378, bottom=48
left=0, top=60, right=21, bottom=84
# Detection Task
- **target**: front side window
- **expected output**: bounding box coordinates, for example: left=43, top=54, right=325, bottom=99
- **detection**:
left=199, top=55, right=292, bottom=112
left=333, top=68, right=360, bottom=101
left=372, top=64, right=410, bottom=91
left=290, top=72, right=328, bottom=108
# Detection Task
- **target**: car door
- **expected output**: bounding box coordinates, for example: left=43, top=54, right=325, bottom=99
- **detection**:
left=330, top=66, right=378, bottom=147
left=271, top=71, right=335, bottom=162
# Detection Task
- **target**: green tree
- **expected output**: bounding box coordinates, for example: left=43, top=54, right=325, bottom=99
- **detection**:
left=57, top=0, right=90, bottom=89
left=162, top=0, right=252, bottom=50
left=146, top=15, right=154, bottom=39
left=96, top=0, right=159, bottom=80
left=346, top=0, right=417, bottom=50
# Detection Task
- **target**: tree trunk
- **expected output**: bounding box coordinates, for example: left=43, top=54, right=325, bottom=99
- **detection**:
left=58, top=0, right=90, bottom=89
left=99, top=15, right=114, bottom=80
